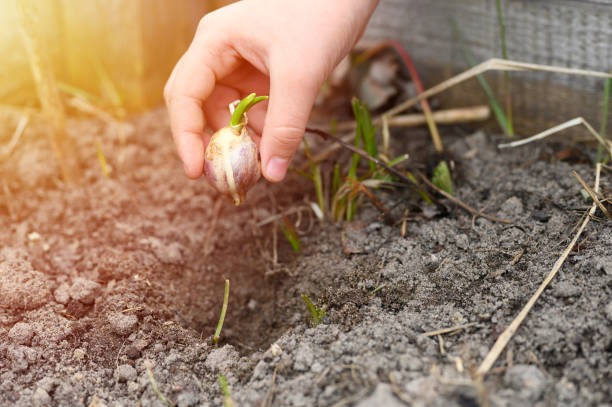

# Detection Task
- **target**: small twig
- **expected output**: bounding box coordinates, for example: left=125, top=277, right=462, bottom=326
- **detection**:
left=0, top=114, right=29, bottom=159
left=438, top=334, right=446, bottom=354
left=388, top=372, right=415, bottom=404
left=306, top=127, right=414, bottom=183
left=415, top=171, right=511, bottom=224
left=309, top=106, right=490, bottom=167
left=421, top=322, right=478, bottom=337
left=115, top=339, right=127, bottom=369
left=261, top=366, right=279, bottom=407
left=511, top=247, right=526, bottom=265
left=144, top=360, right=175, bottom=406
left=572, top=171, right=611, bottom=219
left=476, top=164, right=603, bottom=377
left=256, top=205, right=311, bottom=227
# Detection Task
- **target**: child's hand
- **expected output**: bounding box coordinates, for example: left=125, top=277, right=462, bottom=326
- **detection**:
left=164, top=0, right=378, bottom=182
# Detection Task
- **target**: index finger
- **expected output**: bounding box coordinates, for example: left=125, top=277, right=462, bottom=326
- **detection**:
left=164, top=28, right=238, bottom=178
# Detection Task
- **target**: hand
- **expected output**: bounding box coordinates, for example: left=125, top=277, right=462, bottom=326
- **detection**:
left=164, top=0, right=378, bottom=182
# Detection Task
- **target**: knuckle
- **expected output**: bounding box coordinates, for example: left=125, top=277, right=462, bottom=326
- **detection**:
left=267, top=125, right=304, bottom=150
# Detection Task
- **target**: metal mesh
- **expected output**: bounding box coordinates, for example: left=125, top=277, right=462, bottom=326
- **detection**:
left=363, top=0, right=612, bottom=136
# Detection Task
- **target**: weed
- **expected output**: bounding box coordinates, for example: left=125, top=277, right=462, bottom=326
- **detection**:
left=432, top=161, right=454, bottom=196
left=598, top=76, right=611, bottom=163
left=280, top=215, right=301, bottom=253
left=496, top=0, right=514, bottom=137
left=301, top=294, right=326, bottom=327
left=213, top=280, right=230, bottom=345
left=450, top=20, right=511, bottom=136
left=302, top=138, right=325, bottom=218
left=218, top=374, right=236, bottom=407
left=95, top=139, right=110, bottom=177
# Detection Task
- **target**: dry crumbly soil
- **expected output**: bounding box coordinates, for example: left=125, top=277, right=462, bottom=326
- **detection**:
left=0, top=108, right=610, bottom=407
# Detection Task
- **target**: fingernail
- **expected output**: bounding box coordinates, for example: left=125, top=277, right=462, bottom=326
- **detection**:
left=265, top=156, right=289, bottom=182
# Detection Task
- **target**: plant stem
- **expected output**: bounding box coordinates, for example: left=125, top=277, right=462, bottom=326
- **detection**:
left=213, top=280, right=230, bottom=345
left=305, top=127, right=511, bottom=224
left=303, top=139, right=325, bottom=219
left=218, top=374, right=236, bottom=407
left=229, top=93, right=268, bottom=130
left=598, top=77, right=611, bottom=162
left=450, top=19, right=511, bottom=136
left=496, top=0, right=514, bottom=137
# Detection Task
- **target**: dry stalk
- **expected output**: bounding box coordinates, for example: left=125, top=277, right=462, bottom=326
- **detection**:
left=383, top=58, right=612, bottom=119
left=476, top=164, right=603, bottom=377
left=16, top=0, right=75, bottom=183
left=573, top=171, right=611, bottom=219
left=0, top=115, right=29, bottom=159
left=421, top=322, right=478, bottom=337
left=498, top=117, right=612, bottom=157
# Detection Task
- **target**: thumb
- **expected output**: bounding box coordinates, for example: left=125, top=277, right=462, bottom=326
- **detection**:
left=260, top=65, right=322, bottom=182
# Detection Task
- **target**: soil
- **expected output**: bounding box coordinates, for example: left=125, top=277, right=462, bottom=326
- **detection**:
left=0, top=107, right=610, bottom=407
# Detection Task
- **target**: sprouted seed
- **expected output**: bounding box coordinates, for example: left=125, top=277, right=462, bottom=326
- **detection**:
left=213, top=279, right=230, bottom=345
left=301, top=294, right=326, bottom=327
left=204, top=93, right=267, bottom=205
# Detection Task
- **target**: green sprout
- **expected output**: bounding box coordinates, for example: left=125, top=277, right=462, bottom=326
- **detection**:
left=213, top=279, right=230, bottom=345
left=451, top=19, right=511, bottom=137
left=302, top=138, right=325, bottom=219
left=229, top=93, right=268, bottom=131
left=96, top=138, right=110, bottom=177
left=496, top=0, right=514, bottom=137
left=432, top=161, right=454, bottom=196
left=301, top=294, right=326, bottom=327
left=218, top=374, right=236, bottom=407
left=598, top=77, right=611, bottom=163
left=280, top=215, right=301, bottom=253
left=352, top=98, right=377, bottom=172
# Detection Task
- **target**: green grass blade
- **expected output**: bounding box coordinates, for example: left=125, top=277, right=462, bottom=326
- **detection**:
left=496, top=0, right=514, bottom=137
left=95, top=138, right=110, bottom=177
left=301, top=294, right=325, bottom=327
left=432, top=161, right=454, bottom=196
left=218, top=374, right=235, bottom=407
left=280, top=215, right=301, bottom=253
left=346, top=98, right=366, bottom=221
left=332, top=163, right=341, bottom=197
left=387, top=153, right=410, bottom=167
left=303, top=139, right=325, bottom=219
left=213, top=280, right=230, bottom=345
left=598, top=77, right=611, bottom=163
left=407, top=171, right=433, bottom=205
left=451, top=19, right=511, bottom=136
left=352, top=98, right=377, bottom=172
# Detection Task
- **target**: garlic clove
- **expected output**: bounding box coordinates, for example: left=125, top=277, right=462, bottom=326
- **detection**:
left=204, top=126, right=261, bottom=205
